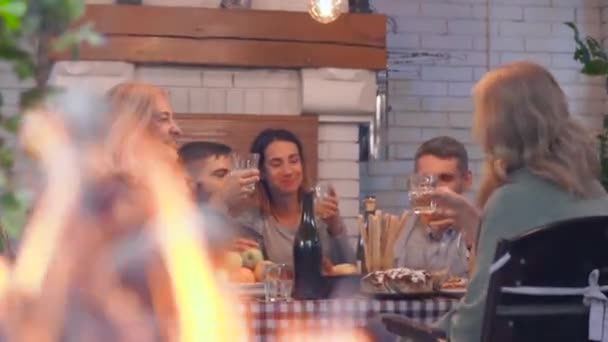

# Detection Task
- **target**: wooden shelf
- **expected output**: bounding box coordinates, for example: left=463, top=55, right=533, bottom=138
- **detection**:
left=54, top=4, right=387, bottom=70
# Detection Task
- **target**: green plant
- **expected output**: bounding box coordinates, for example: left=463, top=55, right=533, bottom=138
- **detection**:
left=0, top=0, right=103, bottom=251
left=566, top=22, right=608, bottom=189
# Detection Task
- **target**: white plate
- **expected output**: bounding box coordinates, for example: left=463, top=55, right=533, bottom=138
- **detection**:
left=235, top=282, right=265, bottom=297
left=439, top=288, right=466, bottom=295
left=238, top=282, right=264, bottom=289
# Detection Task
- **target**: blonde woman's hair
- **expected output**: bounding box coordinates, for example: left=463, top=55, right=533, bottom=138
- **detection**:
left=473, top=61, right=600, bottom=207
left=104, top=82, right=175, bottom=176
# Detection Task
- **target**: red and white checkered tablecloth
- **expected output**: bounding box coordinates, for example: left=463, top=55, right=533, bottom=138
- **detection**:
left=238, top=297, right=457, bottom=341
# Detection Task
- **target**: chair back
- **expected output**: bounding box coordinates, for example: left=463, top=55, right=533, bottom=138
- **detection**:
left=481, top=216, right=608, bottom=342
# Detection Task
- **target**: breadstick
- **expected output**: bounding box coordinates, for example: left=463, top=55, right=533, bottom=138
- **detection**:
left=380, top=213, right=389, bottom=266
left=358, top=215, right=371, bottom=273
left=372, top=214, right=381, bottom=272
left=395, top=210, right=409, bottom=242
left=383, top=214, right=399, bottom=269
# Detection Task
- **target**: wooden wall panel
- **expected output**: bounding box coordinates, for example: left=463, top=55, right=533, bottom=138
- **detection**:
left=175, top=114, right=319, bottom=182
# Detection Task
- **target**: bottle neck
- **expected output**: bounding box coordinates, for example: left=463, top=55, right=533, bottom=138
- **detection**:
left=300, top=191, right=316, bottom=229
left=363, top=197, right=376, bottom=215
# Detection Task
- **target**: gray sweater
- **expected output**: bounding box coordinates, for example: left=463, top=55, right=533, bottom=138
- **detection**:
left=435, top=168, right=608, bottom=342
left=235, top=209, right=355, bottom=266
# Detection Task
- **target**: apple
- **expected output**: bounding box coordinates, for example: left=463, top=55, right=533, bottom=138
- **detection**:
left=224, top=251, right=243, bottom=271
left=241, top=247, right=264, bottom=270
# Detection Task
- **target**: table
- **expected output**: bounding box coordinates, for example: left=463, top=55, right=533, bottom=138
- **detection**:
left=239, top=297, right=457, bottom=341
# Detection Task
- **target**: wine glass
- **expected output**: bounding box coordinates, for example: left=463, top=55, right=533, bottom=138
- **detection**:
left=313, top=182, right=332, bottom=223
left=231, top=152, right=260, bottom=191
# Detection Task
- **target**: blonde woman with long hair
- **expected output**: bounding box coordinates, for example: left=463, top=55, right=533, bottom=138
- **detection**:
left=104, top=82, right=182, bottom=176
left=428, top=61, right=608, bottom=341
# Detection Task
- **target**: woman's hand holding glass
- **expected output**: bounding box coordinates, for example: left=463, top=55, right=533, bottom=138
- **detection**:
left=314, top=183, right=343, bottom=235
left=427, top=187, right=480, bottom=249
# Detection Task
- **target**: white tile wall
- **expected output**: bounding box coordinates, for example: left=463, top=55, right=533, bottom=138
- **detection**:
left=317, top=122, right=360, bottom=237
left=134, top=66, right=302, bottom=114
left=364, top=0, right=608, bottom=214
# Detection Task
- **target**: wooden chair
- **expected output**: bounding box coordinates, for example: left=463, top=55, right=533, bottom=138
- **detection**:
left=481, top=215, right=608, bottom=342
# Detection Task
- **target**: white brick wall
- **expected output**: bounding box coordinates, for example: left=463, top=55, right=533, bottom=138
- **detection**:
left=317, top=122, right=360, bottom=237
left=134, top=66, right=302, bottom=114
left=365, top=0, right=608, bottom=214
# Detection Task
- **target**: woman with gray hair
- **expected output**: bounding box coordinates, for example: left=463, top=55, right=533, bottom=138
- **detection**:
left=432, top=61, right=608, bottom=341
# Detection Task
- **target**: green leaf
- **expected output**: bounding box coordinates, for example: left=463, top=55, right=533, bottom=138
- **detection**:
left=581, top=59, right=608, bottom=75
left=1, top=115, right=20, bottom=133
left=20, top=87, right=48, bottom=109
left=0, top=1, right=26, bottom=30
left=0, top=147, right=14, bottom=170
left=565, top=22, right=608, bottom=76
left=0, top=190, right=28, bottom=240
left=0, top=192, right=19, bottom=211
left=13, top=58, right=34, bottom=80
left=566, top=22, right=591, bottom=64
left=52, top=21, right=105, bottom=53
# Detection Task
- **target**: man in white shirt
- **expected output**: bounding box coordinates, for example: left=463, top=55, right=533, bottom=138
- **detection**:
left=394, top=136, right=477, bottom=277
left=178, top=141, right=260, bottom=250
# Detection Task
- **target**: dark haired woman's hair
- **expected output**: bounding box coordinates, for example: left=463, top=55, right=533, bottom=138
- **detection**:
left=250, top=128, right=310, bottom=216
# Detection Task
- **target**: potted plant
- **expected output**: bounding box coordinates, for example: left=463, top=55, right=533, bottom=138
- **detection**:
left=0, top=0, right=103, bottom=253
left=566, top=22, right=608, bottom=190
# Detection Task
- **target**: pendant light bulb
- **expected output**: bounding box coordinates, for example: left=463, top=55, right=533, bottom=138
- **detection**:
left=308, top=0, right=343, bottom=24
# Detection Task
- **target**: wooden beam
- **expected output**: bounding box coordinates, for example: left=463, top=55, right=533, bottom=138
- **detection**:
left=81, top=5, right=386, bottom=48
left=66, top=36, right=386, bottom=69
left=56, top=4, right=387, bottom=69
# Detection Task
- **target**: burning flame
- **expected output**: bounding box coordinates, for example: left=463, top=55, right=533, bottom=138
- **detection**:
left=14, top=111, right=81, bottom=295
left=140, top=142, right=248, bottom=342
left=0, top=89, right=370, bottom=342
left=0, top=93, right=249, bottom=341
left=280, top=328, right=371, bottom=342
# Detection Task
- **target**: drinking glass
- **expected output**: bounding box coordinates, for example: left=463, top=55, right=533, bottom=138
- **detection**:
left=314, top=182, right=331, bottom=202
left=313, top=182, right=332, bottom=223
left=264, top=263, right=293, bottom=302
left=231, top=152, right=260, bottom=191
left=407, top=174, right=437, bottom=215
left=408, top=173, right=442, bottom=240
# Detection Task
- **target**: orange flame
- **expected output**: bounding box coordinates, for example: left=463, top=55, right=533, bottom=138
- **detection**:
left=138, top=140, right=249, bottom=342
left=14, top=112, right=81, bottom=295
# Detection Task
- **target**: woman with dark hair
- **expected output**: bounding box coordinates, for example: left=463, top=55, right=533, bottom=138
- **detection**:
left=235, top=128, right=355, bottom=266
